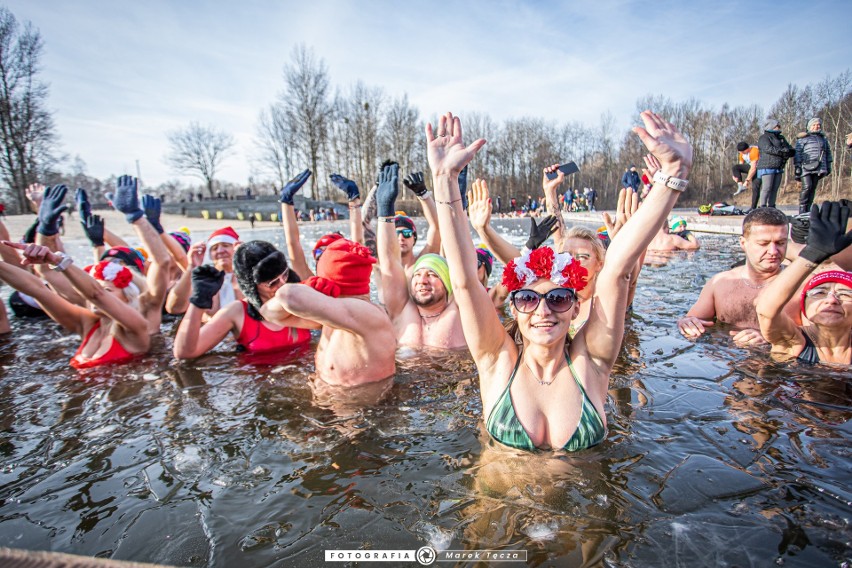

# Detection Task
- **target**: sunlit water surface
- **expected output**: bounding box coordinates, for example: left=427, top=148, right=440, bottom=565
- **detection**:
left=0, top=219, right=849, bottom=567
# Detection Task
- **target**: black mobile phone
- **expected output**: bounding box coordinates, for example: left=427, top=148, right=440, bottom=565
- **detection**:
left=545, top=162, right=579, bottom=180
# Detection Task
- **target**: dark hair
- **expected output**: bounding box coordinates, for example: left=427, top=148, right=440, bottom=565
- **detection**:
left=736, top=141, right=749, bottom=152
left=742, top=207, right=789, bottom=238
left=233, top=240, right=300, bottom=320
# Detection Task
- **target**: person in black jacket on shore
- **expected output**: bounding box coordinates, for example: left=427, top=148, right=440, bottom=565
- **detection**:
left=755, top=118, right=795, bottom=209
left=795, top=117, right=833, bottom=214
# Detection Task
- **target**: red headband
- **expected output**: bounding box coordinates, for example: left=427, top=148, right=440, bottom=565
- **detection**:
left=801, top=270, right=852, bottom=313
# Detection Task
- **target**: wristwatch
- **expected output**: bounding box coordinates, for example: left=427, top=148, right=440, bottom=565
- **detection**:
left=51, top=252, right=73, bottom=272
left=653, top=170, right=689, bottom=192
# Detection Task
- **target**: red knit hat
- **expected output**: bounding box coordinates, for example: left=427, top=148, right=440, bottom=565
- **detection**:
left=207, top=226, right=239, bottom=247
left=312, top=232, right=344, bottom=259
left=800, top=270, right=852, bottom=314
left=309, top=238, right=376, bottom=297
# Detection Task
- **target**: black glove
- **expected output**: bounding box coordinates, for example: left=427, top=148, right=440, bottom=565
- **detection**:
left=142, top=195, right=164, bottom=234
left=376, top=163, right=399, bottom=218
left=458, top=166, right=469, bottom=211
left=799, top=201, right=852, bottom=264
left=790, top=213, right=809, bottom=245
left=82, top=214, right=105, bottom=247
left=190, top=265, right=225, bottom=309
left=329, top=174, right=359, bottom=201
left=75, top=187, right=92, bottom=220
left=403, top=172, right=429, bottom=197
left=794, top=166, right=802, bottom=180
left=23, top=219, right=38, bottom=244
left=37, top=185, right=69, bottom=235
left=525, top=215, right=558, bottom=250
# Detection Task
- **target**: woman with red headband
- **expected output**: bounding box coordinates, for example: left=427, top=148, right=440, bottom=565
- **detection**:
left=757, top=202, right=852, bottom=365
left=0, top=242, right=149, bottom=369
left=429, top=110, right=692, bottom=451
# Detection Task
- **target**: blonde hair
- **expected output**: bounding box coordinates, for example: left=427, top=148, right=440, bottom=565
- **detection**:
left=564, top=226, right=605, bottom=262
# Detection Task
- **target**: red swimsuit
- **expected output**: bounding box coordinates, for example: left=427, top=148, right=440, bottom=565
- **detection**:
left=236, top=301, right=311, bottom=353
left=70, top=321, right=136, bottom=369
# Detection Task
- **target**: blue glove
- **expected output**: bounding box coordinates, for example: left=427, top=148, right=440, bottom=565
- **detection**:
left=82, top=214, right=105, bottom=247
left=37, top=185, right=69, bottom=236
left=330, top=174, right=360, bottom=201
left=376, top=163, right=399, bottom=218
left=75, top=187, right=91, bottom=220
left=458, top=165, right=469, bottom=211
left=279, top=169, right=312, bottom=205
left=113, top=175, right=144, bottom=223
left=142, top=194, right=164, bottom=234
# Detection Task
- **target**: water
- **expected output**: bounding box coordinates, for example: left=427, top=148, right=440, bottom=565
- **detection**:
left=0, top=220, right=849, bottom=567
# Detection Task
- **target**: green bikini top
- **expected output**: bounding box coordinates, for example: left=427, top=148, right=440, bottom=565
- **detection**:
left=485, top=353, right=606, bottom=452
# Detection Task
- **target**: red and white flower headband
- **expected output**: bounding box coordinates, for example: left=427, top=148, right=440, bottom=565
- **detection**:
left=501, top=246, right=588, bottom=292
left=91, top=260, right=134, bottom=289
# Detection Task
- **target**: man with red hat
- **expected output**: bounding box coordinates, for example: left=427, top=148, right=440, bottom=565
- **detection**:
left=262, top=237, right=396, bottom=385
left=166, top=226, right=243, bottom=315
left=376, top=163, right=466, bottom=349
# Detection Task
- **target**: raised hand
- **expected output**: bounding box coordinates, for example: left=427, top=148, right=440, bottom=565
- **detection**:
left=190, top=265, right=225, bottom=309
left=1, top=241, right=60, bottom=266
left=279, top=169, right=312, bottom=205
left=426, top=112, right=486, bottom=177
left=642, top=152, right=662, bottom=179
left=37, top=185, right=69, bottom=236
left=376, top=163, right=399, bottom=218
left=329, top=174, right=360, bottom=201
left=25, top=183, right=46, bottom=212
left=467, top=178, right=493, bottom=230
left=188, top=242, right=206, bottom=268
left=542, top=164, right=566, bottom=193
left=799, top=201, right=852, bottom=264
left=525, top=215, right=558, bottom=250
left=403, top=172, right=429, bottom=197
left=632, top=111, right=693, bottom=177
left=142, top=194, right=164, bottom=234
left=83, top=214, right=105, bottom=247
left=112, top=175, right=144, bottom=223
left=602, top=188, right=640, bottom=240
left=75, top=187, right=92, bottom=220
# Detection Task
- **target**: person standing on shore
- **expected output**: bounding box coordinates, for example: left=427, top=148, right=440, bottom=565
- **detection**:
left=795, top=117, right=833, bottom=214
left=756, top=118, right=795, bottom=209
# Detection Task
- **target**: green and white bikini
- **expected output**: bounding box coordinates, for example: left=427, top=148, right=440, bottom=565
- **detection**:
left=485, top=354, right=606, bottom=451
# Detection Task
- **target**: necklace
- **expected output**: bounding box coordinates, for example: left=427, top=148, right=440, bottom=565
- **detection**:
left=524, top=359, right=564, bottom=386
left=419, top=303, right=449, bottom=321
left=740, top=276, right=768, bottom=290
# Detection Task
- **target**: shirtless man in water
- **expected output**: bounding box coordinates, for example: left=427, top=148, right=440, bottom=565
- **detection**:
left=261, top=238, right=396, bottom=385
left=677, top=208, right=798, bottom=345
left=375, top=163, right=466, bottom=349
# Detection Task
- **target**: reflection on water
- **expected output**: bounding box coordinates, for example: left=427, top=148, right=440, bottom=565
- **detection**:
left=0, top=221, right=849, bottom=567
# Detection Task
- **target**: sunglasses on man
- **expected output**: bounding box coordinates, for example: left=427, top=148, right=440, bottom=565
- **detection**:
left=396, top=229, right=414, bottom=238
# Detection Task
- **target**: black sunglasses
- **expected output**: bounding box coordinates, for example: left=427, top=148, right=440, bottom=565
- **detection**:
left=510, top=287, right=577, bottom=313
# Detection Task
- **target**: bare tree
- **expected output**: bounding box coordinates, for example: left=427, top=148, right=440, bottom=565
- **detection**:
left=0, top=7, right=59, bottom=213
left=165, top=121, right=235, bottom=198
left=281, top=44, right=331, bottom=199
left=254, top=103, right=295, bottom=188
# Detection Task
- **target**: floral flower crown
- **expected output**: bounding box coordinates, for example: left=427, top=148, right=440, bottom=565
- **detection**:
left=91, top=260, right=133, bottom=289
left=501, top=246, right=588, bottom=292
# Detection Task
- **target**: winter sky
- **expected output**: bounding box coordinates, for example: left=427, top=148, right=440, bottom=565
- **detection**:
left=5, top=0, right=851, bottom=189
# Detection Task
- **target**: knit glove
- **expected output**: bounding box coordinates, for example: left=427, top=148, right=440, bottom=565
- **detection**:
left=525, top=215, right=558, bottom=250
left=83, top=214, right=105, bottom=247
left=142, top=195, right=164, bottom=234
left=790, top=213, right=810, bottom=245
left=37, top=185, right=69, bottom=236
left=799, top=201, right=852, bottom=264
left=190, top=265, right=225, bottom=309
left=279, top=169, right=312, bottom=205
left=303, top=275, right=341, bottom=298
left=403, top=172, right=429, bottom=197
left=376, top=163, right=399, bottom=218
left=329, top=174, right=360, bottom=201
left=75, top=187, right=92, bottom=220
left=22, top=219, right=39, bottom=244
left=113, top=175, right=144, bottom=223
left=458, top=165, right=469, bottom=211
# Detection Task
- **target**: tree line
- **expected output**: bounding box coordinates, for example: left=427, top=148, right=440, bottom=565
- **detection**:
left=0, top=7, right=849, bottom=213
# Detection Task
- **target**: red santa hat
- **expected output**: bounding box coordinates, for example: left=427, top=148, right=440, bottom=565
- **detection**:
left=207, top=226, right=239, bottom=248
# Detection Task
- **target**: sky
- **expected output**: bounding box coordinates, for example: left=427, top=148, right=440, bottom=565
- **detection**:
left=5, top=0, right=852, bottom=190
